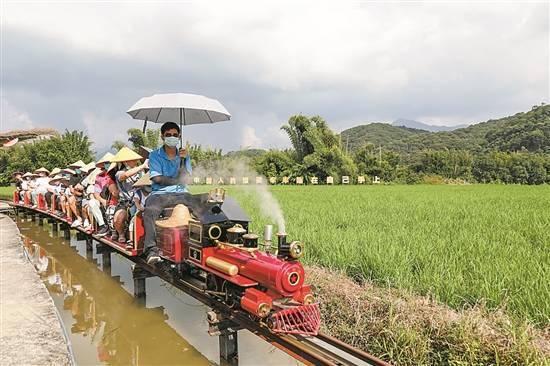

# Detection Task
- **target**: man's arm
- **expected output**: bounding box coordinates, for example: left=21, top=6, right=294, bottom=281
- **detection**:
left=151, top=174, right=180, bottom=186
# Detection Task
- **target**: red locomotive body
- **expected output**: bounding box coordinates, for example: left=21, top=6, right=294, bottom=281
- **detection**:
left=210, top=247, right=306, bottom=297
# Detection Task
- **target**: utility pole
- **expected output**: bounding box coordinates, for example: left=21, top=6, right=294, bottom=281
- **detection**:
left=379, top=145, right=382, bottom=166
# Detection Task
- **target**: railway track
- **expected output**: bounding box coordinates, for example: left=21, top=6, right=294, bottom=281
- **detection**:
left=8, top=202, right=391, bottom=366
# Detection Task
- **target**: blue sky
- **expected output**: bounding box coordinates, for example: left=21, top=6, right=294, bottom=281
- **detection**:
left=2, top=1, right=548, bottom=153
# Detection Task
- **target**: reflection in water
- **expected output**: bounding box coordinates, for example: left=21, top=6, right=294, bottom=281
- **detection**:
left=22, top=232, right=209, bottom=365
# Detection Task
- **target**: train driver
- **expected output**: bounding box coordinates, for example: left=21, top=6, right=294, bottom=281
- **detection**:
left=142, top=121, right=193, bottom=264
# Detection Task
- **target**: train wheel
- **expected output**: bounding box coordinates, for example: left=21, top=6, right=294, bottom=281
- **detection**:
left=206, top=273, right=219, bottom=292
left=221, top=280, right=237, bottom=308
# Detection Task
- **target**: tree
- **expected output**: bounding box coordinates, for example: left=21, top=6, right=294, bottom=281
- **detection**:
left=1, top=129, right=94, bottom=185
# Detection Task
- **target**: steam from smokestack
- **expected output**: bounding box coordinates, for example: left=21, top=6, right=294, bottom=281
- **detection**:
left=188, top=158, right=286, bottom=233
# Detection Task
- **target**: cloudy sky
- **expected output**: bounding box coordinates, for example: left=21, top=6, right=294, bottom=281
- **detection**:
left=1, top=1, right=548, bottom=153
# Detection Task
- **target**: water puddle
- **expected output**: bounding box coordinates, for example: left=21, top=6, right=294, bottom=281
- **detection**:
left=16, top=216, right=300, bottom=365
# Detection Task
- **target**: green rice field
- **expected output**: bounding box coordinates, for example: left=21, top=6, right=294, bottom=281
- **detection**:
left=4, top=183, right=549, bottom=325
left=195, top=185, right=550, bottom=326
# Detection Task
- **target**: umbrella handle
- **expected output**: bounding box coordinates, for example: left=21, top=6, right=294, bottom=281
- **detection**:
left=142, top=117, right=148, bottom=133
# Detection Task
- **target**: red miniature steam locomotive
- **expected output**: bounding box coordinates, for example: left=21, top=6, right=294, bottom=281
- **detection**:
left=141, top=188, right=320, bottom=335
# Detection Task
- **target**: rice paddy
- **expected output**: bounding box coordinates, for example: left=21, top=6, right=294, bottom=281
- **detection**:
left=197, top=184, right=550, bottom=326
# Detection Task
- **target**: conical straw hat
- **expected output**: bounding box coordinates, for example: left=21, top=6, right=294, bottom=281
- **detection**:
left=155, top=204, right=191, bottom=228
left=22, top=172, right=36, bottom=178
left=62, top=168, right=76, bottom=175
left=34, top=167, right=50, bottom=174
left=81, top=162, right=96, bottom=173
left=68, top=160, right=86, bottom=168
left=49, top=167, right=61, bottom=177
left=50, top=174, right=69, bottom=184
left=110, top=146, right=143, bottom=163
left=133, top=172, right=152, bottom=188
left=96, top=152, right=114, bottom=166
left=83, top=167, right=101, bottom=185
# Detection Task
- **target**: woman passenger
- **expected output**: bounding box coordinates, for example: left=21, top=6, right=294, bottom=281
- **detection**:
left=109, top=147, right=148, bottom=245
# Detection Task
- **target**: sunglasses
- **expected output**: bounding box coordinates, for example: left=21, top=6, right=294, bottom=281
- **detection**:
left=164, top=133, right=180, bottom=137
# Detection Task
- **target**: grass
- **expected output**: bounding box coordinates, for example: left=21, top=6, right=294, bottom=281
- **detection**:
left=192, top=185, right=550, bottom=327
left=0, top=186, right=15, bottom=200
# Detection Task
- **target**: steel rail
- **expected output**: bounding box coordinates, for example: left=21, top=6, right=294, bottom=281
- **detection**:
left=9, top=202, right=391, bottom=366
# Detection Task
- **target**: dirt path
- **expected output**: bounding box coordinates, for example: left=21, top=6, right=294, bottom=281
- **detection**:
left=0, top=213, right=72, bottom=365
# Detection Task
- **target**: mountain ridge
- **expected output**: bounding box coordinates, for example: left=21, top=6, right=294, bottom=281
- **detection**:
left=340, top=105, right=550, bottom=154
left=392, top=118, right=468, bottom=132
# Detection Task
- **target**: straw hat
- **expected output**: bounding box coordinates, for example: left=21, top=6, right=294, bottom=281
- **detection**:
left=34, top=167, right=50, bottom=174
left=49, top=168, right=61, bottom=177
left=110, top=146, right=143, bottom=163
left=50, top=175, right=69, bottom=184
left=62, top=168, right=76, bottom=175
left=11, top=171, right=23, bottom=177
left=68, top=160, right=86, bottom=169
left=82, top=167, right=101, bottom=186
left=22, top=172, right=37, bottom=178
left=155, top=204, right=191, bottom=228
left=96, top=152, right=114, bottom=166
left=133, top=172, right=152, bottom=188
left=81, top=162, right=96, bottom=173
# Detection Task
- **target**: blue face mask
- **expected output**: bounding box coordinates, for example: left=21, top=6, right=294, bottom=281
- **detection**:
left=75, top=169, right=81, bottom=174
left=164, top=136, right=180, bottom=148
left=104, top=162, right=110, bottom=170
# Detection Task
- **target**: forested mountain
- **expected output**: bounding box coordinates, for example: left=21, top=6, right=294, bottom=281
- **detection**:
left=341, top=105, right=550, bottom=154
left=340, top=123, right=428, bottom=152
left=392, top=118, right=468, bottom=132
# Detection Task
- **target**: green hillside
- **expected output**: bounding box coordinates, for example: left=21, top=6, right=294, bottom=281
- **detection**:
left=341, top=105, right=550, bottom=154
left=340, top=123, right=428, bottom=152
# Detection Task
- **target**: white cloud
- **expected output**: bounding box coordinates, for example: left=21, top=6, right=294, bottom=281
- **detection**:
left=82, top=112, right=130, bottom=151
left=0, top=98, right=35, bottom=131
left=2, top=1, right=548, bottom=149
left=241, top=126, right=262, bottom=149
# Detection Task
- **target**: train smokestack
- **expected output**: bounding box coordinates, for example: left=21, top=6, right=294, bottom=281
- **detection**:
left=277, top=232, right=287, bottom=255
left=263, top=225, right=273, bottom=253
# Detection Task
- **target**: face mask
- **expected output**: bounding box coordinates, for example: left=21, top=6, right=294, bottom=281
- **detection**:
left=75, top=169, right=81, bottom=174
left=104, top=163, right=110, bottom=170
left=164, top=136, right=180, bottom=148
left=142, top=186, right=152, bottom=194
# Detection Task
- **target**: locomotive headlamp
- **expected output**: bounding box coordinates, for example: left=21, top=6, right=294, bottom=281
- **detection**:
left=208, top=225, right=222, bottom=240
left=288, top=241, right=304, bottom=259
left=257, top=303, right=271, bottom=318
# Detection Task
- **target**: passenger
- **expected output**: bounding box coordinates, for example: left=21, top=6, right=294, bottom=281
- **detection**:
left=23, top=172, right=37, bottom=205
left=92, top=159, right=120, bottom=239
left=44, top=170, right=61, bottom=211
left=48, top=175, right=67, bottom=216
left=12, top=172, right=23, bottom=203
left=110, top=147, right=148, bottom=245
left=132, top=173, right=152, bottom=213
left=64, top=167, right=85, bottom=226
left=142, top=122, right=192, bottom=264
left=91, top=153, right=116, bottom=237
left=127, top=173, right=152, bottom=246
left=31, top=167, right=50, bottom=207
left=79, top=162, right=97, bottom=232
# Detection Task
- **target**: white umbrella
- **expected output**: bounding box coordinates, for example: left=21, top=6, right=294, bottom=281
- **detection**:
left=127, top=93, right=231, bottom=127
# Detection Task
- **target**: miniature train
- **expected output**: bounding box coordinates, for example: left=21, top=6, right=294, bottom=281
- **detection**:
left=13, top=188, right=321, bottom=336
